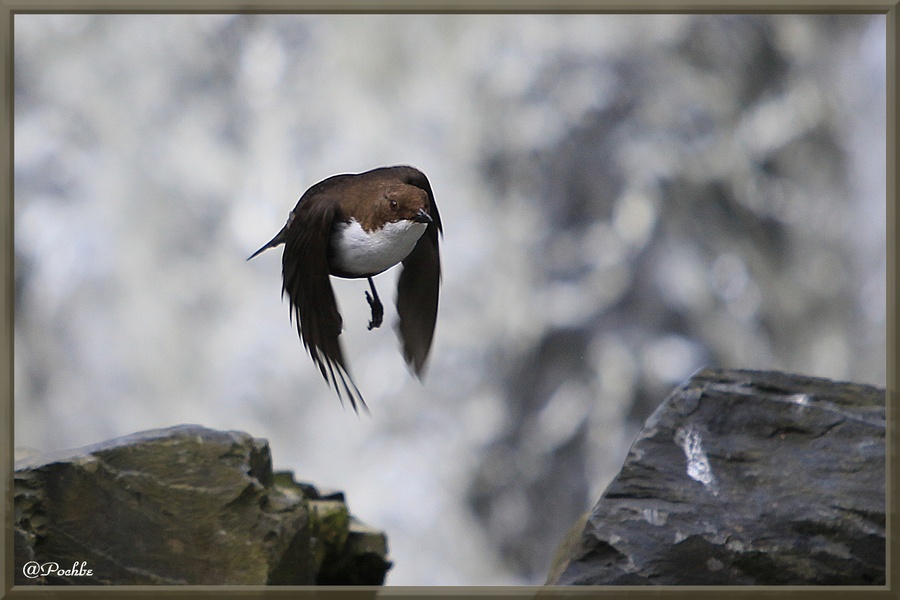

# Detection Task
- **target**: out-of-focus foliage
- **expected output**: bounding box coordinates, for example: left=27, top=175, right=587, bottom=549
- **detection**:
left=14, top=14, right=885, bottom=584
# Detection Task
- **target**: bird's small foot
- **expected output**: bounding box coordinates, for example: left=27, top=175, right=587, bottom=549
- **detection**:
left=366, top=291, right=384, bottom=330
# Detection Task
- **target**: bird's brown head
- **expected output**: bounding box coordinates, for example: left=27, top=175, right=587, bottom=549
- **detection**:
left=355, top=182, right=431, bottom=233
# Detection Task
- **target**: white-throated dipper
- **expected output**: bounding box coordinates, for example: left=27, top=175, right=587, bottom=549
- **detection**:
left=248, top=165, right=442, bottom=412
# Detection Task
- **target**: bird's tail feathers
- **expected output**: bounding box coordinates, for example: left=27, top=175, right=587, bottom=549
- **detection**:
left=247, top=227, right=287, bottom=260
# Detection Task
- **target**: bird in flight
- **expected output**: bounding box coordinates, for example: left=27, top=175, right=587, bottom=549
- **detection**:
left=248, top=165, right=442, bottom=413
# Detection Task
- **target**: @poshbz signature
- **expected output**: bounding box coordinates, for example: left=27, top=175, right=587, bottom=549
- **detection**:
left=22, top=561, right=93, bottom=579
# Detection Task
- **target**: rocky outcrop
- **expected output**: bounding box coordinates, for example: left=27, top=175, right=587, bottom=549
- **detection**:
left=14, top=425, right=391, bottom=585
left=547, top=368, right=885, bottom=586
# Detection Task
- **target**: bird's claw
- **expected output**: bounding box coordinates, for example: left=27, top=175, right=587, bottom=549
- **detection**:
left=366, top=291, right=384, bottom=330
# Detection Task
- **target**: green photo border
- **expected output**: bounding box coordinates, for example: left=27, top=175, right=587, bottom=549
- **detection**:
left=1, top=2, right=895, bottom=599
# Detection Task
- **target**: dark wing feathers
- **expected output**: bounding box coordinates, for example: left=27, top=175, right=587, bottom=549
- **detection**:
left=281, top=198, right=367, bottom=413
left=395, top=168, right=442, bottom=377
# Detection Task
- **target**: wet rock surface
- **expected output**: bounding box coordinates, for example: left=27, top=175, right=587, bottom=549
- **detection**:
left=547, top=368, right=885, bottom=586
left=15, top=424, right=391, bottom=585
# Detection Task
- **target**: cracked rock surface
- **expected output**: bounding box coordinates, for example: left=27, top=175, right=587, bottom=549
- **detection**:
left=14, top=424, right=391, bottom=585
left=547, top=368, right=885, bottom=586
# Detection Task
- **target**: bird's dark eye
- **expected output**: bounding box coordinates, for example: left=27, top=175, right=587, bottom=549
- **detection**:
left=390, top=199, right=398, bottom=210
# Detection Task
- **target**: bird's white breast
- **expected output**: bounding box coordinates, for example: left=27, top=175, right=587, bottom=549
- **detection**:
left=331, top=219, right=427, bottom=276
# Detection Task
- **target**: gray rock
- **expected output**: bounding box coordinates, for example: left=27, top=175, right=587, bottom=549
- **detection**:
left=548, top=368, right=885, bottom=585
left=14, top=424, right=391, bottom=585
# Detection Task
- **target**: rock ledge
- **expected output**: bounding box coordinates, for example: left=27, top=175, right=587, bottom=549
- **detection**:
left=548, top=368, right=885, bottom=586
left=15, top=424, right=391, bottom=585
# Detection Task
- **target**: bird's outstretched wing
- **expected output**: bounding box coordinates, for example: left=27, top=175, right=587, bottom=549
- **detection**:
left=394, top=168, right=443, bottom=377
left=282, top=198, right=367, bottom=413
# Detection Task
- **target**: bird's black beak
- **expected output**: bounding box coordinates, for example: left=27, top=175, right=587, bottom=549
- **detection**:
left=413, top=208, right=433, bottom=224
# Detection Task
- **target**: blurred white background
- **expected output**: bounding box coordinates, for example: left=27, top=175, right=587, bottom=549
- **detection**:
left=14, top=14, right=885, bottom=585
